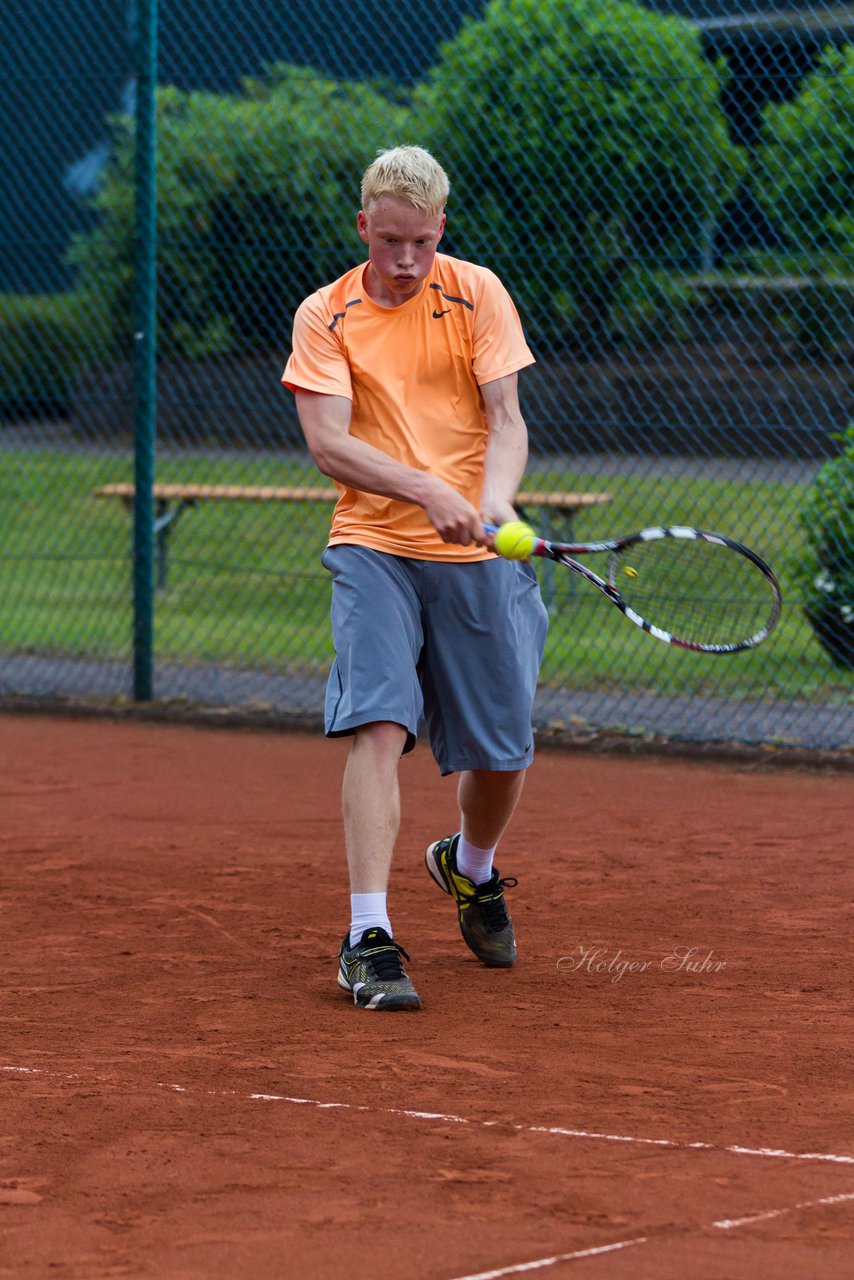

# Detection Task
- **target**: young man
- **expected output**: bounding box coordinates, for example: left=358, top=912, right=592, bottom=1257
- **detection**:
left=282, top=146, right=547, bottom=1011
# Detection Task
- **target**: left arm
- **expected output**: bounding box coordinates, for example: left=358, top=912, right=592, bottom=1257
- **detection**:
left=479, top=372, right=529, bottom=536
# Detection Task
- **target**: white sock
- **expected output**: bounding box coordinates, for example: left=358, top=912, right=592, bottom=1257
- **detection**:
left=349, top=892, right=391, bottom=946
left=456, top=834, right=496, bottom=885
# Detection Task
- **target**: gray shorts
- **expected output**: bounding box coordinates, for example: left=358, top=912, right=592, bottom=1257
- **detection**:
left=321, top=545, right=548, bottom=775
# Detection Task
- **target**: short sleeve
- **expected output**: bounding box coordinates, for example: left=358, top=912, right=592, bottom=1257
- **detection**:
left=282, top=294, right=353, bottom=399
left=471, top=270, right=535, bottom=386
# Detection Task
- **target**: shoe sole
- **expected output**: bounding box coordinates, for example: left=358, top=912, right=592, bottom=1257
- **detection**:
left=336, top=970, right=422, bottom=1011
left=474, top=946, right=516, bottom=969
left=425, top=841, right=517, bottom=969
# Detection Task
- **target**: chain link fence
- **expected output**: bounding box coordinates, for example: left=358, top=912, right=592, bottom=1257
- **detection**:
left=1, top=0, right=851, bottom=748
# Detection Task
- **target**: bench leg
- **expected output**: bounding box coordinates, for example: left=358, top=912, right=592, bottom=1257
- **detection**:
left=152, top=497, right=194, bottom=591
left=154, top=500, right=170, bottom=591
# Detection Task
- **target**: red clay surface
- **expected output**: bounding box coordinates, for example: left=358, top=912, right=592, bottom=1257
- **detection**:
left=1, top=713, right=853, bottom=1280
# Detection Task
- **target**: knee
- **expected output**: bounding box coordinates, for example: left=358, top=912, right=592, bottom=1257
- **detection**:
left=352, top=721, right=409, bottom=760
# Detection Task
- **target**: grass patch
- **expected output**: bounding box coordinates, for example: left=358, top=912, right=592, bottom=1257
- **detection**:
left=1, top=446, right=850, bottom=703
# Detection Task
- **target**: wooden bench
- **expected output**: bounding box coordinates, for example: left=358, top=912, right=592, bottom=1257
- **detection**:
left=93, top=483, right=612, bottom=595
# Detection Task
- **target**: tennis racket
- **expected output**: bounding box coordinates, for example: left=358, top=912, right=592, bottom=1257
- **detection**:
left=487, top=523, right=782, bottom=654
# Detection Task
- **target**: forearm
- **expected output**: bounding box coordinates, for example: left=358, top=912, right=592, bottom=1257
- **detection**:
left=295, top=389, right=479, bottom=542
left=480, top=407, right=529, bottom=521
left=311, top=427, right=445, bottom=510
left=296, top=389, right=444, bottom=508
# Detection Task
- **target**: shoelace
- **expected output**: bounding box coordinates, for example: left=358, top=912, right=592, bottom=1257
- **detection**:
left=468, top=876, right=518, bottom=933
left=365, top=939, right=411, bottom=982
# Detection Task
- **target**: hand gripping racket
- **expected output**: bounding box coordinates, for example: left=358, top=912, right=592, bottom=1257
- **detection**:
left=487, top=522, right=782, bottom=654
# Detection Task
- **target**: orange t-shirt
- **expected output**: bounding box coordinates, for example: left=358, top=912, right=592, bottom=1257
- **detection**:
left=282, top=253, right=534, bottom=560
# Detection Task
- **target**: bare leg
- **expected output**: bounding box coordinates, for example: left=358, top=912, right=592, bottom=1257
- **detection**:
left=457, top=768, right=526, bottom=849
left=342, top=721, right=408, bottom=893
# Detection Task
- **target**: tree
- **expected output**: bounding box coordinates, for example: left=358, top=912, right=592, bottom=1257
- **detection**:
left=415, top=0, right=743, bottom=352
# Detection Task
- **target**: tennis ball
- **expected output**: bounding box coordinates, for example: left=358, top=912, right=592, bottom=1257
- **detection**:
left=494, top=520, right=537, bottom=560
left=624, top=566, right=638, bottom=578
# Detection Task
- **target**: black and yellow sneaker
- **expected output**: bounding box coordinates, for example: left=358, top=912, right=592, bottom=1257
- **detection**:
left=337, top=927, right=422, bottom=1011
left=425, top=833, right=518, bottom=968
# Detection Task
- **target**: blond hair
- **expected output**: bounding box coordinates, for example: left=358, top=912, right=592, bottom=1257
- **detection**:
left=361, top=146, right=449, bottom=216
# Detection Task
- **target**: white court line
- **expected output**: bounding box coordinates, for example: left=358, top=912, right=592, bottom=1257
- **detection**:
left=714, top=1188, right=854, bottom=1230
left=445, top=1237, right=648, bottom=1280
left=4, top=1064, right=854, bottom=1168
left=446, top=1189, right=854, bottom=1280
left=5, top=1065, right=854, bottom=1279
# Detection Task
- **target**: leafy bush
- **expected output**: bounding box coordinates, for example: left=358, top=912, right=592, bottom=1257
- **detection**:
left=755, top=46, right=854, bottom=264
left=415, top=0, right=743, bottom=352
left=0, top=292, right=108, bottom=417
left=793, top=424, right=854, bottom=667
left=69, top=67, right=410, bottom=360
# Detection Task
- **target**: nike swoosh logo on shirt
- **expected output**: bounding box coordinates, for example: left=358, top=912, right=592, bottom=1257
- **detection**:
left=432, top=308, right=451, bottom=318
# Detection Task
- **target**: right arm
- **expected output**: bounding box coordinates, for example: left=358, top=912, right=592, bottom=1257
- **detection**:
left=295, top=389, right=484, bottom=546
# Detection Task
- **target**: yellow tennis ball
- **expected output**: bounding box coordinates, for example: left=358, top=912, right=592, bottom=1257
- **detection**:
left=624, top=566, right=638, bottom=578
left=494, top=520, right=537, bottom=560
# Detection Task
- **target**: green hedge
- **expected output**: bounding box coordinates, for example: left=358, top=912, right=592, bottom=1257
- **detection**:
left=0, top=291, right=108, bottom=416
left=685, top=272, right=854, bottom=357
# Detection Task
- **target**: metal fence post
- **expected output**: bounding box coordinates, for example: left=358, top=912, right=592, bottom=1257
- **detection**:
left=132, top=0, right=158, bottom=700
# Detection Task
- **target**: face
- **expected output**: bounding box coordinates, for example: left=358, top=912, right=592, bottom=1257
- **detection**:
left=357, top=196, right=446, bottom=305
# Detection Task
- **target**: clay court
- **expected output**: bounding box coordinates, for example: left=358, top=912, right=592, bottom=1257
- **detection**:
left=1, top=712, right=852, bottom=1278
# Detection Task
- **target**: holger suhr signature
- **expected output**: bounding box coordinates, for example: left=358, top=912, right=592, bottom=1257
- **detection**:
left=557, top=945, right=727, bottom=983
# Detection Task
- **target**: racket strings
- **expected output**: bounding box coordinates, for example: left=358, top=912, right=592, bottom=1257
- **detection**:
left=609, top=538, right=777, bottom=647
